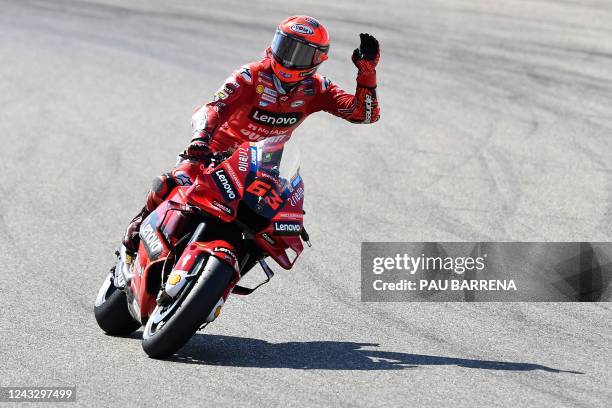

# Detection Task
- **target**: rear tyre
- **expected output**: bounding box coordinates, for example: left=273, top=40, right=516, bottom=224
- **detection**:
left=94, top=273, right=141, bottom=335
left=142, top=256, right=234, bottom=359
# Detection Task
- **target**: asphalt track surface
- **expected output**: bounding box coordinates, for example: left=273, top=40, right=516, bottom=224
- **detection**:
left=1, top=0, right=611, bottom=406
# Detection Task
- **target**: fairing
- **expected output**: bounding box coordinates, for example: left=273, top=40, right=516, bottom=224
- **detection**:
left=130, top=138, right=306, bottom=321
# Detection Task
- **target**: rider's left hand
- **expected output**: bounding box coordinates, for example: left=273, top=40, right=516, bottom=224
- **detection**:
left=352, top=33, right=380, bottom=71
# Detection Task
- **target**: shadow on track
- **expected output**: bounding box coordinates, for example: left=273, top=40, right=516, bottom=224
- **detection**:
left=165, top=334, right=582, bottom=373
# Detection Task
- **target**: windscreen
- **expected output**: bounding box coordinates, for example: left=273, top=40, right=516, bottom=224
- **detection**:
left=255, top=137, right=301, bottom=193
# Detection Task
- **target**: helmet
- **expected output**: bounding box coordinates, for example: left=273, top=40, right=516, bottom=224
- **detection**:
left=270, top=16, right=330, bottom=83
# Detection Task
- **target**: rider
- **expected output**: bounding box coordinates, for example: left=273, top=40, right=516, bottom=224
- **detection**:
left=122, top=15, right=381, bottom=253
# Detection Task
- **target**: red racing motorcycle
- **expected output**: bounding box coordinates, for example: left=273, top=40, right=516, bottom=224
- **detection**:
left=94, top=138, right=309, bottom=358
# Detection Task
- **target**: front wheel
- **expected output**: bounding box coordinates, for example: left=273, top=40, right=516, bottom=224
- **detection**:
left=94, top=272, right=141, bottom=335
left=142, top=256, right=235, bottom=359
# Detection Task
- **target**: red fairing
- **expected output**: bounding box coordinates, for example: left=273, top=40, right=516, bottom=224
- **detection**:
left=191, top=53, right=380, bottom=152
left=253, top=174, right=305, bottom=270
left=131, top=248, right=159, bottom=320
left=171, top=240, right=241, bottom=302
left=126, top=140, right=308, bottom=323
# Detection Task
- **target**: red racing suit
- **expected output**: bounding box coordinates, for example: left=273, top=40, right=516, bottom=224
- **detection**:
left=150, top=52, right=379, bottom=207
left=123, top=51, right=380, bottom=250
left=191, top=51, right=380, bottom=152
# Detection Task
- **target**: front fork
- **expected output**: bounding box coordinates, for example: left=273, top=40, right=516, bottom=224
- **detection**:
left=113, top=245, right=135, bottom=289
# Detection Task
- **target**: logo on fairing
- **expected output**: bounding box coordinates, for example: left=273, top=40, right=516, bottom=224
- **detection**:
left=249, top=108, right=303, bottom=128
left=212, top=200, right=233, bottom=215
left=213, top=246, right=238, bottom=265
left=289, top=186, right=304, bottom=206
left=250, top=146, right=258, bottom=172
left=212, top=169, right=237, bottom=201
left=291, top=100, right=304, bottom=108
left=237, top=147, right=249, bottom=172
left=273, top=221, right=302, bottom=236
left=290, top=24, right=314, bottom=35
left=261, top=232, right=276, bottom=245
left=140, top=223, right=163, bottom=258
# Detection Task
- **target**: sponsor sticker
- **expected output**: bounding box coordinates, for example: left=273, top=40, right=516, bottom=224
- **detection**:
left=263, top=87, right=277, bottom=96
left=278, top=70, right=292, bottom=79
left=174, top=172, right=192, bottom=186
left=250, top=146, right=258, bottom=172
left=289, top=186, right=305, bottom=206
left=212, top=168, right=237, bottom=201
left=249, top=108, right=303, bottom=128
left=273, top=221, right=302, bottom=236
left=213, top=246, right=238, bottom=265
left=364, top=94, right=373, bottom=123
left=214, top=90, right=228, bottom=100
left=140, top=222, right=164, bottom=259
left=299, top=68, right=316, bottom=77
left=304, top=18, right=320, bottom=28
left=240, top=66, right=252, bottom=83
left=256, top=84, right=264, bottom=94
left=261, top=232, right=276, bottom=245
left=224, top=162, right=243, bottom=190
left=290, top=24, right=314, bottom=35
left=237, top=146, right=249, bottom=172
left=291, top=173, right=302, bottom=188
left=290, top=100, right=304, bottom=108
left=168, top=274, right=181, bottom=285
left=278, top=212, right=304, bottom=220
left=212, top=200, right=233, bottom=215
left=261, top=93, right=277, bottom=104
left=322, top=77, right=331, bottom=91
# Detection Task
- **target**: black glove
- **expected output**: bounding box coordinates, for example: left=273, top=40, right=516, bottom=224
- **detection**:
left=183, top=135, right=212, bottom=161
left=352, top=33, right=380, bottom=64
left=352, top=33, right=380, bottom=88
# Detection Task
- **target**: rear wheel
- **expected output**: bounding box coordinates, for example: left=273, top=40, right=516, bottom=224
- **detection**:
left=142, top=256, right=234, bottom=359
left=94, top=273, right=141, bottom=335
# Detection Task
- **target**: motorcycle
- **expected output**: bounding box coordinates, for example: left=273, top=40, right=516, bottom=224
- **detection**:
left=94, top=138, right=309, bottom=358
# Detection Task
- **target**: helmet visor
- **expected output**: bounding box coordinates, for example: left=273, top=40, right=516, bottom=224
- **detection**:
left=271, top=30, right=329, bottom=70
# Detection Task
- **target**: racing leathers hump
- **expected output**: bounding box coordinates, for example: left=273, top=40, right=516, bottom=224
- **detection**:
left=191, top=55, right=380, bottom=152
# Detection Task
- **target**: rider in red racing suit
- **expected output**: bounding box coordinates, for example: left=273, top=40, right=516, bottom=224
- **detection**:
left=123, top=16, right=381, bottom=252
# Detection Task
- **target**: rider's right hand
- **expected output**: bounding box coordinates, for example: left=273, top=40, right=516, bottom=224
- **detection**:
left=183, top=134, right=212, bottom=161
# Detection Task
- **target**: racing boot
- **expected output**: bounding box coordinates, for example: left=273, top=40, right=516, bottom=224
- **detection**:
left=122, top=206, right=149, bottom=253
left=115, top=206, right=150, bottom=287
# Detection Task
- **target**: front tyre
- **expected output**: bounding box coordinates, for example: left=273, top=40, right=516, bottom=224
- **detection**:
left=142, top=256, right=235, bottom=359
left=94, top=273, right=141, bottom=335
